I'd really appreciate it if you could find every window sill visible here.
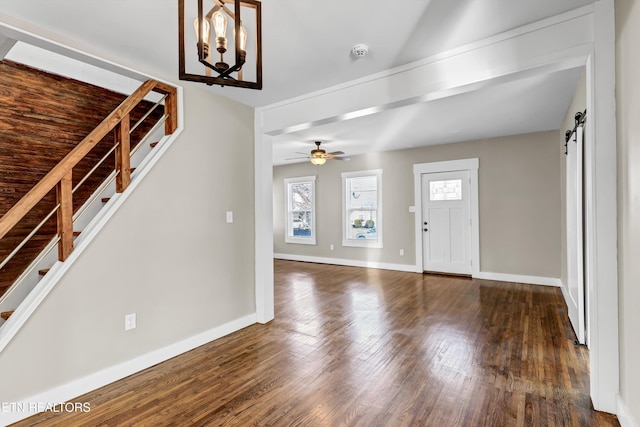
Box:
[342,239,382,249]
[285,238,316,245]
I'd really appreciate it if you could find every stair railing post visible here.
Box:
[56,171,74,261]
[115,114,131,193]
[152,82,177,135]
[164,88,178,135]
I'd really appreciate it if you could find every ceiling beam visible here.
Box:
[259,6,594,137]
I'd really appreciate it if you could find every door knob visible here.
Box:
[423,221,428,225]
[423,228,428,232]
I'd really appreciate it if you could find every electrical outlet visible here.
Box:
[330,244,334,251]
[226,211,233,223]
[125,313,136,331]
[399,249,405,256]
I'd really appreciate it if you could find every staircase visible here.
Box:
[0,60,177,325]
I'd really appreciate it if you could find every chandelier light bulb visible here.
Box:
[193,18,210,45]
[193,18,210,58]
[212,11,228,53]
[212,11,227,37]
[236,25,248,52]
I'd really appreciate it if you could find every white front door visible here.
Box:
[422,171,471,275]
[566,126,586,344]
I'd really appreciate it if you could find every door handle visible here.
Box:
[423,228,428,232]
[424,221,428,225]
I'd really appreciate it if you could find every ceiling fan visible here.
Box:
[287,141,351,165]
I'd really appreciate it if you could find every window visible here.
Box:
[429,179,462,201]
[342,169,382,248]
[285,176,316,244]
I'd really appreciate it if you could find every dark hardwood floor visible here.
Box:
[13,260,619,426]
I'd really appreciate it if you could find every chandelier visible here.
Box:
[179,0,262,89]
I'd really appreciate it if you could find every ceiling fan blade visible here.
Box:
[285,156,310,160]
[332,156,351,161]
[295,152,309,155]
[327,151,344,155]
[324,152,349,159]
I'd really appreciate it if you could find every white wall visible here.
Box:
[615,0,640,425]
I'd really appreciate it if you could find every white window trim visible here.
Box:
[284,176,316,245]
[342,169,383,248]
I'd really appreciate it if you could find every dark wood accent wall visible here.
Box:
[0,60,163,298]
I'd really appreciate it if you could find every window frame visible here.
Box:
[284,176,317,245]
[342,169,383,248]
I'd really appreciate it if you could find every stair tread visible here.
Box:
[150,142,158,148]
[38,268,50,276]
[1,310,15,321]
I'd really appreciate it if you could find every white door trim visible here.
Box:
[585,0,619,411]
[413,158,479,276]
[254,118,274,324]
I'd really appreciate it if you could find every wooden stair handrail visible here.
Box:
[0,79,177,241]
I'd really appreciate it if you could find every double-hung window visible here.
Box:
[285,176,316,245]
[342,169,382,248]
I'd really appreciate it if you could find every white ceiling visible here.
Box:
[0,0,592,164]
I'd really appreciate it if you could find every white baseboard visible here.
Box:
[617,394,639,427]
[274,255,564,285]
[274,253,418,273]
[473,271,562,287]
[0,313,256,427]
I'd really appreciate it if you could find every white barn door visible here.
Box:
[566,126,586,344]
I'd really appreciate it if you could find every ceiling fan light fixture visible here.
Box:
[282,141,348,165]
[310,155,326,166]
